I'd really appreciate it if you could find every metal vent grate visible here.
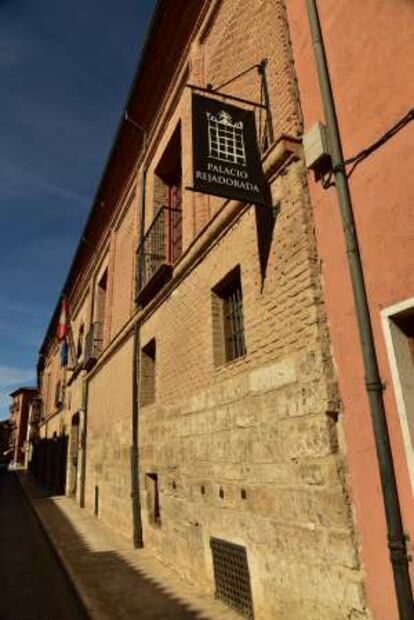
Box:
[210,537,254,619]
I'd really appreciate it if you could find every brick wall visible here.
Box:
[85,335,134,538]
[110,194,136,338]
[45,1,371,618]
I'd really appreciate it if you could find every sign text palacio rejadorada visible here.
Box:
[192,93,268,206]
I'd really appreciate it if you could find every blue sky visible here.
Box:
[0,0,155,418]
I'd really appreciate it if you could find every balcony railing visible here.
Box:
[84,321,103,370]
[136,206,182,306]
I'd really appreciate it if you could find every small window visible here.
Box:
[76,324,84,359]
[91,268,108,356]
[212,267,247,364]
[54,380,63,408]
[96,269,108,327]
[140,339,156,406]
[145,473,161,526]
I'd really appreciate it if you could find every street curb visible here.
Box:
[16,472,100,620]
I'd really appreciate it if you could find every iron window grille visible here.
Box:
[213,267,246,363]
[135,205,182,305]
[224,283,246,361]
[210,537,254,619]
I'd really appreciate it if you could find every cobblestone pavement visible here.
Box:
[0,468,88,620]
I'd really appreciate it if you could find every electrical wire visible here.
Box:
[322,108,414,189]
[344,108,414,179]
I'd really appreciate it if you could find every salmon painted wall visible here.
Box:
[286,1,414,618]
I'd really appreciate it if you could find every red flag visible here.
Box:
[57,298,68,341]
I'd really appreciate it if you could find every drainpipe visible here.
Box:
[131,322,143,547]
[304,1,414,617]
[79,265,97,509]
[130,161,146,548]
[79,376,88,508]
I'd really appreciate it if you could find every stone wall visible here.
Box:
[136,156,369,619]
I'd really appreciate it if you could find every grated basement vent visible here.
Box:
[210,537,254,619]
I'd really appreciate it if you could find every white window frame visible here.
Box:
[381,296,414,494]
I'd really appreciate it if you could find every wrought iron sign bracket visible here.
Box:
[186,83,267,110]
[187,58,270,107]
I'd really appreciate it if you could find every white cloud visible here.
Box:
[0,161,89,208]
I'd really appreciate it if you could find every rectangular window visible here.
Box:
[382,301,414,491]
[140,339,156,406]
[96,269,108,329]
[54,380,63,408]
[86,268,107,361]
[76,324,85,360]
[154,123,182,264]
[145,472,161,526]
[212,267,247,364]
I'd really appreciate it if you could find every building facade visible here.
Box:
[9,387,37,465]
[286,1,414,618]
[29,1,396,618]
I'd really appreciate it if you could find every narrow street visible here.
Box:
[0,468,88,620]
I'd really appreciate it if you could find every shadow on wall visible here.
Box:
[22,474,212,620]
[255,201,278,292]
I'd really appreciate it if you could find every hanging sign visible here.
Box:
[192,93,268,205]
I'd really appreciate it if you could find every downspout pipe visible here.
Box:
[130,156,147,549]
[79,377,88,508]
[131,321,143,547]
[305,2,414,617]
[79,260,97,509]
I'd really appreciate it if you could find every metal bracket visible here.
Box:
[186,57,274,143]
[186,83,266,110]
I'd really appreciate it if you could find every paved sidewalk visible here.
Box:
[18,472,240,620]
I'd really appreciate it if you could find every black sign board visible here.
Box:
[192,93,268,205]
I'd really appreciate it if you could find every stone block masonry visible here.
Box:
[135,158,369,620]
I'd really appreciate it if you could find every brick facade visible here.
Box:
[9,387,37,465]
[34,1,372,618]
